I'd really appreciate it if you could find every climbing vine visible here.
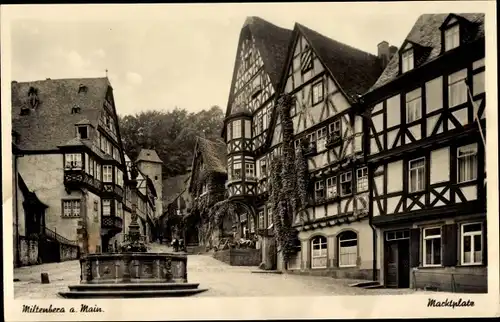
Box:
[268,94,309,263]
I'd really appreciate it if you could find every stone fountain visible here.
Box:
[59,166,208,298]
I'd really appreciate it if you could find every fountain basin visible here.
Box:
[58,252,208,298]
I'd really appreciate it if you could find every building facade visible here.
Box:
[364,13,486,292]
[12,77,130,264]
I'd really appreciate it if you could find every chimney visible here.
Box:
[377,41,390,68]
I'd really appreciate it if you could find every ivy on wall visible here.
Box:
[268,94,309,263]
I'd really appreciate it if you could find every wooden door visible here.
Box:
[398,239,410,288]
[385,241,399,288]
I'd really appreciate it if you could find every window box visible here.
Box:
[325,133,342,148]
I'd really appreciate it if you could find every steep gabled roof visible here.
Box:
[368,13,485,92]
[162,172,191,208]
[225,17,292,118]
[187,137,227,192]
[295,23,384,101]
[136,148,163,164]
[11,77,110,151]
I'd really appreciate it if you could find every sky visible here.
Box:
[3,3,482,116]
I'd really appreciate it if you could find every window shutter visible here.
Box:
[410,228,421,267]
[482,221,487,265]
[442,223,458,266]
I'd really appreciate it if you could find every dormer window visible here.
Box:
[78,84,88,93]
[401,49,414,73]
[71,105,81,114]
[445,24,460,51]
[77,126,88,139]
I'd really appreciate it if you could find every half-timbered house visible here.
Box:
[268,23,387,277]
[364,13,486,292]
[222,17,292,269]
[11,77,129,263]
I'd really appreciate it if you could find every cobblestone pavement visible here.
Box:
[14,243,420,298]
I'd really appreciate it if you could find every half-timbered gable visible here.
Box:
[223,17,291,204]
[363,13,486,293]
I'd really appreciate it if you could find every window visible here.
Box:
[311,236,327,269]
[244,120,251,139]
[326,177,337,199]
[257,114,264,134]
[444,24,460,51]
[233,162,242,179]
[402,49,414,73]
[448,69,467,107]
[423,227,442,266]
[260,160,267,178]
[312,81,324,105]
[65,153,82,169]
[117,202,123,217]
[116,168,123,187]
[357,167,368,192]
[340,172,352,196]
[458,144,478,183]
[307,132,317,150]
[301,48,313,73]
[232,121,242,139]
[249,215,255,233]
[294,139,302,152]
[103,165,113,183]
[267,206,273,228]
[461,222,483,265]
[315,181,324,199]
[62,200,81,217]
[102,199,111,216]
[93,200,98,212]
[245,163,255,179]
[338,231,358,267]
[96,163,101,181]
[329,120,341,139]
[406,88,422,123]
[99,133,105,151]
[409,158,425,193]
[77,126,88,139]
[89,157,94,176]
[316,127,327,151]
[258,211,264,229]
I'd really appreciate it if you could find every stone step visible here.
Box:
[361,284,384,289]
[251,270,283,274]
[348,281,380,288]
[58,288,208,299]
[69,283,201,292]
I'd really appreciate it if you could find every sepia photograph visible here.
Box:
[1,1,498,320]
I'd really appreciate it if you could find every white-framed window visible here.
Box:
[461,222,483,265]
[311,236,328,269]
[233,161,242,179]
[267,206,273,228]
[402,49,414,73]
[326,177,337,199]
[62,200,81,217]
[260,159,267,178]
[102,165,113,183]
[340,172,352,196]
[329,120,341,139]
[448,69,468,107]
[115,168,123,187]
[356,167,368,192]
[409,157,425,193]
[102,199,112,216]
[444,24,460,52]
[65,153,82,169]
[232,120,242,139]
[96,163,101,181]
[258,211,264,229]
[423,227,442,267]
[312,80,324,105]
[315,181,325,199]
[244,120,251,139]
[245,163,255,179]
[458,144,478,183]
[316,127,327,151]
[406,88,422,123]
[338,231,358,267]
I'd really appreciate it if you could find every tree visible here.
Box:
[118,106,224,178]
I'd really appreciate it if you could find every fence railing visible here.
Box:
[43,227,79,247]
[412,270,487,293]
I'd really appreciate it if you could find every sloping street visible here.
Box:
[14,244,419,299]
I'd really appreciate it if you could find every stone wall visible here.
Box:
[213,248,262,266]
[60,243,80,261]
[411,266,487,293]
[19,237,39,266]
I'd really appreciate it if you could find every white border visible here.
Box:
[2,2,499,320]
